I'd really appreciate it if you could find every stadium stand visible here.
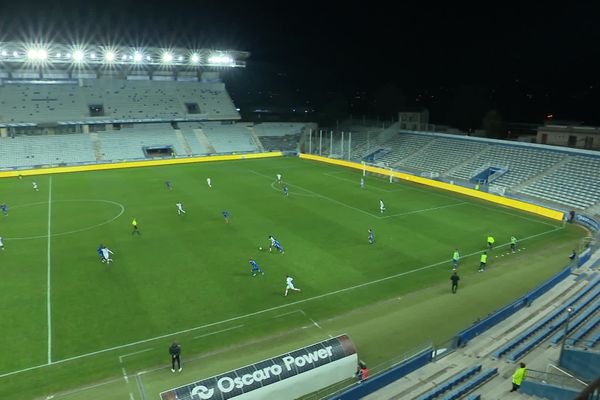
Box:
[254,122,305,152]
[0,134,95,167]
[200,123,258,153]
[0,79,239,124]
[519,156,600,209]
[356,259,600,400]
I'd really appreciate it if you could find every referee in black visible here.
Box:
[169,342,182,372]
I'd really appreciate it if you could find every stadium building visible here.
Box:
[0,41,599,399]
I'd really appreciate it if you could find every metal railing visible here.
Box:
[526,369,588,391]
[575,374,600,399]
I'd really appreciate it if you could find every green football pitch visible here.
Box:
[0,156,585,399]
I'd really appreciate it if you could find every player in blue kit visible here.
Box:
[249,259,264,276]
[268,235,285,254]
[0,203,7,216]
[97,244,105,262]
[165,180,172,190]
[283,184,288,196]
[368,229,374,244]
[222,210,230,223]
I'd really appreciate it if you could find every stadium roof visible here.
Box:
[0,41,249,70]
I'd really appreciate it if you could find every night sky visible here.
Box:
[0,1,599,129]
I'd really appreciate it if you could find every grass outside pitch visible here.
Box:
[0,156,585,399]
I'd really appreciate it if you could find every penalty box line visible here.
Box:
[250,168,462,220]
[0,225,564,380]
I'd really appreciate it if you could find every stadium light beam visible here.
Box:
[190,53,200,64]
[133,51,143,63]
[104,50,116,62]
[162,52,173,63]
[208,54,233,65]
[72,49,85,62]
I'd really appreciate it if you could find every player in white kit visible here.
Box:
[206,177,212,188]
[176,202,186,215]
[285,275,301,296]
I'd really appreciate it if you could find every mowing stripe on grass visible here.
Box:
[47,175,53,364]
[0,225,563,380]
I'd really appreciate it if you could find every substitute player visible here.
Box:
[510,236,518,252]
[487,234,495,249]
[479,251,488,272]
[249,259,264,276]
[379,199,385,213]
[132,218,140,235]
[285,275,301,296]
[452,249,460,270]
[176,202,186,215]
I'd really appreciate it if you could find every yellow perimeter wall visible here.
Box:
[0,152,283,179]
[299,153,564,221]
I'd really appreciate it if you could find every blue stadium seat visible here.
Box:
[416,365,481,400]
[442,368,497,400]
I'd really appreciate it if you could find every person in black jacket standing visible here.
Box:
[169,342,182,372]
[450,272,460,294]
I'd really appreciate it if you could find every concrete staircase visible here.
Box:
[247,127,265,152]
[90,132,103,161]
[194,129,216,154]
[174,130,193,155]
[443,145,494,177]
[394,139,438,166]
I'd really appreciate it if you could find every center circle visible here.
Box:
[4,199,125,240]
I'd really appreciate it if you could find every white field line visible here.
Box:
[379,202,467,219]
[6,199,126,241]
[257,168,465,220]
[118,348,154,363]
[272,310,304,319]
[43,376,124,400]
[323,172,402,193]
[47,175,53,364]
[329,170,562,228]
[0,225,564,380]
[193,324,245,339]
[249,169,378,218]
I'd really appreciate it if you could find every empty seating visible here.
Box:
[415,365,496,400]
[493,277,600,361]
[416,365,481,400]
[519,156,600,209]
[442,368,497,400]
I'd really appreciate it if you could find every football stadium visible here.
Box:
[0,39,599,400]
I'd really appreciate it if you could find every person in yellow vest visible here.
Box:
[132,218,140,235]
[479,251,488,272]
[487,234,495,249]
[510,362,527,392]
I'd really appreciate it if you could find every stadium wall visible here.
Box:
[298,153,565,221]
[329,346,433,400]
[0,152,283,178]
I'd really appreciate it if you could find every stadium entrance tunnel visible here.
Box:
[4,199,125,240]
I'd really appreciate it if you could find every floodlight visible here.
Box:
[27,48,37,60]
[162,52,173,63]
[145,55,151,61]
[133,52,143,62]
[1,50,6,56]
[178,55,183,62]
[104,50,116,62]
[72,49,85,62]
[12,51,18,57]
[55,52,61,58]
[90,53,96,59]
[190,53,200,63]
[208,54,233,65]
[121,54,127,61]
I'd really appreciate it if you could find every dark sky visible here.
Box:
[0,1,599,126]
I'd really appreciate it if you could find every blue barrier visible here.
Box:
[329,347,433,400]
[574,214,600,233]
[578,248,591,267]
[456,264,572,347]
